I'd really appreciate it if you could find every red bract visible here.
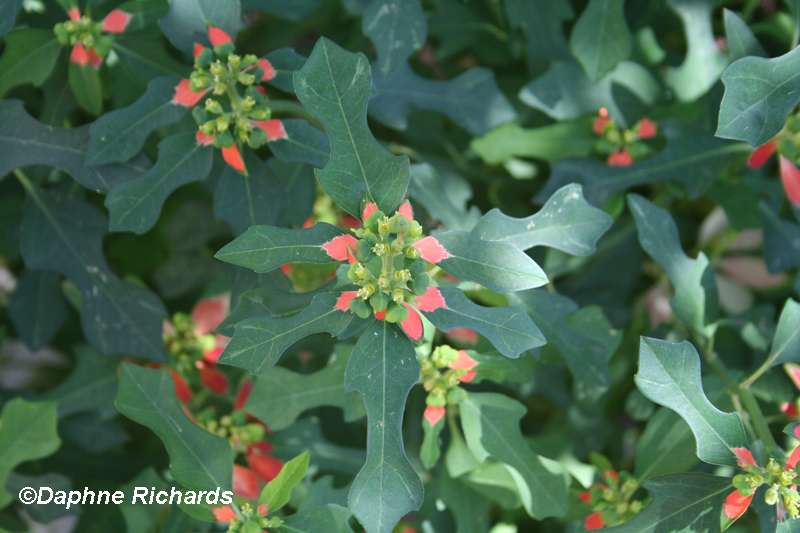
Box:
[779,155,800,206]
[208,26,232,47]
[172,79,208,107]
[637,118,657,139]
[424,406,445,426]
[748,140,778,169]
[235,380,253,411]
[197,361,228,395]
[445,327,478,345]
[721,490,753,529]
[168,369,193,403]
[733,447,757,468]
[252,119,288,141]
[222,145,246,174]
[246,449,284,483]
[67,7,80,21]
[781,402,799,417]
[607,148,633,167]
[593,116,611,135]
[70,43,102,68]
[585,512,604,530]
[102,9,131,33]
[232,464,260,500]
[192,294,230,336]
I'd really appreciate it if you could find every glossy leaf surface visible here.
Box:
[569,0,631,81]
[262,48,307,93]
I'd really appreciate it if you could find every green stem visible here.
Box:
[742,357,774,389]
[265,100,324,132]
[229,499,247,522]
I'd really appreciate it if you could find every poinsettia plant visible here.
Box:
[4,1,800,533]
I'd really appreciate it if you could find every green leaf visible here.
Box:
[663,0,729,102]
[69,60,103,116]
[0,29,61,98]
[269,119,330,168]
[115,363,233,491]
[569,0,631,81]
[459,392,569,519]
[220,293,355,374]
[299,476,350,511]
[765,299,800,366]
[213,151,290,236]
[369,62,516,136]
[344,320,423,533]
[436,475,492,533]
[761,201,800,272]
[259,452,309,513]
[420,288,545,358]
[112,34,192,81]
[519,60,659,128]
[504,0,574,77]
[724,8,766,61]
[216,223,350,272]
[6,472,73,524]
[87,77,187,166]
[601,474,732,533]
[407,164,481,232]
[246,345,365,431]
[635,337,748,468]
[430,231,548,293]
[119,468,168,533]
[272,159,316,227]
[470,120,596,165]
[362,0,427,77]
[40,345,119,419]
[294,37,410,216]
[158,0,240,54]
[8,269,69,351]
[0,0,21,38]
[243,0,322,21]
[472,184,613,256]
[717,46,800,147]
[0,100,152,193]
[0,398,60,509]
[420,414,445,470]
[270,418,366,476]
[278,504,354,533]
[507,290,611,400]
[628,193,719,333]
[105,133,213,234]
[537,121,751,207]
[262,48,306,93]
[20,188,168,361]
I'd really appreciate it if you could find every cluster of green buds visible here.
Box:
[419,345,477,407]
[196,409,266,455]
[163,312,216,373]
[225,502,283,533]
[54,15,113,56]
[346,206,427,323]
[581,464,644,529]
[190,43,272,150]
[734,457,800,518]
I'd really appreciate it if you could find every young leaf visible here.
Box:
[213,151,290,236]
[158,0,240,54]
[69,59,103,115]
[7,269,70,351]
[115,364,233,491]
[246,345,366,430]
[278,504,354,533]
[459,392,569,519]
[470,120,596,165]
[268,118,331,168]
[220,293,355,374]
[628,194,719,333]
[369,62,516,136]
[504,0,574,77]
[723,8,766,61]
[418,231,548,293]
[508,290,611,400]
[472,184,613,256]
[569,0,631,82]
[259,452,309,513]
[600,474,732,533]
[419,288,545,358]
[262,48,306,93]
[344,320,423,533]
[0,399,60,509]
[294,37,410,216]
[87,77,188,166]
[20,188,168,361]
[635,337,749,467]
[717,46,800,146]
[0,29,61,98]
[362,0,427,77]
[764,298,800,367]
[663,0,729,102]
[0,100,152,193]
[105,133,213,234]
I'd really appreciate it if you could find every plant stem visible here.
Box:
[742,357,773,388]
[229,499,247,522]
[266,100,324,131]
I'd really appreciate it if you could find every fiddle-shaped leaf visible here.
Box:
[262,48,306,93]
[763,298,800,367]
[0,29,60,98]
[246,345,366,430]
[344,320,423,533]
[362,0,426,77]
[0,399,60,509]
[635,337,748,467]
[278,504,355,533]
[717,45,800,146]
[508,289,611,400]
[268,119,331,168]
[504,0,573,77]
[369,62,516,136]
[8,269,70,351]
[724,8,766,61]
[20,188,167,361]
[106,133,213,234]
[459,392,569,519]
[418,287,545,358]
[0,100,152,193]
[472,184,612,256]
[628,194,719,333]
[470,120,596,165]
[537,121,750,207]
[294,37,410,217]
[115,364,233,491]
[413,232,548,293]
[219,284,331,336]
[600,474,732,533]
[569,0,631,81]
[87,77,188,166]
[216,223,355,272]
[158,0,240,54]
[220,293,355,374]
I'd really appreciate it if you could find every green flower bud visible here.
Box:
[426,390,446,407]
[410,273,429,296]
[407,258,427,276]
[240,96,256,112]
[94,35,113,57]
[347,262,360,281]
[192,106,208,125]
[349,297,372,319]
[242,521,262,533]
[238,72,256,86]
[195,47,214,68]
[370,292,389,313]
[215,116,229,132]
[384,301,409,323]
[214,41,235,58]
[356,240,374,263]
[227,54,241,68]
[201,121,216,135]
[733,475,755,497]
[54,24,70,44]
[252,107,270,120]
[447,386,467,404]
[245,85,264,102]
[247,128,268,148]
[213,130,235,149]
[387,214,409,234]
[364,210,385,233]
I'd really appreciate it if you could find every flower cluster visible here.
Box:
[580,465,643,530]
[745,112,800,206]
[592,108,657,166]
[213,501,279,532]
[53,5,131,68]
[420,347,478,428]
